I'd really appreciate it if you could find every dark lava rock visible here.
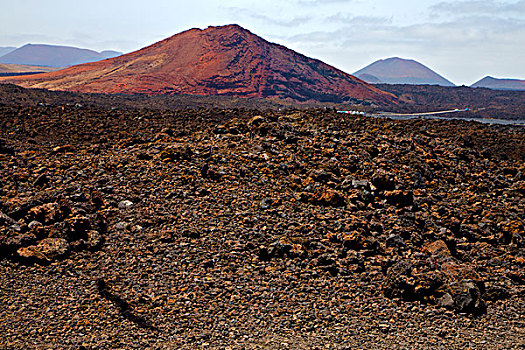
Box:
[0,211,16,226]
[0,234,37,257]
[372,172,396,191]
[0,139,15,155]
[260,198,273,210]
[438,280,487,315]
[383,190,413,207]
[383,258,487,314]
[386,234,405,248]
[33,174,50,188]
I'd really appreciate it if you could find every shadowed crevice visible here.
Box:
[96,278,158,331]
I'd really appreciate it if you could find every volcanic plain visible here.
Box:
[0,88,524,349]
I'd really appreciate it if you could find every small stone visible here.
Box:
[0,211,16,226]
[437,293,454,309]
[86,230,103,250]
[248,115,265,128]
[447,280,487,314]
[66,215,92,240]
[51,144,74,154]
[28,220,43,230]
[372,172,396,191]
[260,198,273,210]
[27,220,46,238]
[342,231,366,250]
[115,222,130,231]
[383,190,413,207]
[33,174,50,188]
[424,240,451,257]
[311,188,346,207]
[118,200,134,209]
[352,179,371,190]
[386,234,405,248]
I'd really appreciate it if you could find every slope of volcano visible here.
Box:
[0,25,394,104]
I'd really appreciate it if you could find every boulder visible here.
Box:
[17,238,70,264]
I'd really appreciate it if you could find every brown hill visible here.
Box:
[0,25,394,104]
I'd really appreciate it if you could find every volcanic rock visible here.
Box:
[310,188,346,207]
[0,95,524,348]
[17,237,70,263]
[424,240,451,257]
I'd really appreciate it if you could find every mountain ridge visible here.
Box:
[471,76,525,91]
[0,44,122,67]
[0,47,16,57]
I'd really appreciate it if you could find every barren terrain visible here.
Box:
[0,94,524,349]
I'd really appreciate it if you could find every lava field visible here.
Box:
[0,103,524,349]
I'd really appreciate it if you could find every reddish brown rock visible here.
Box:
[27,203,67,225]
[17,238,70,263]
[311,188,346,207]
[424,240,451,257]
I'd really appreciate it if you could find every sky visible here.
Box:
[1,0,524,85]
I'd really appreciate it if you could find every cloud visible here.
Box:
[1,33,59,46]
[296,0,354,4]
[282,13,525,83]
[288,14,525,49]
[323,13,392,25]
[227,7,312,27]
[430,0,525,17]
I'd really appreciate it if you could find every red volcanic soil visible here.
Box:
[0,25,395,104]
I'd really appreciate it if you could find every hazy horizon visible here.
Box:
[1,0,524,85]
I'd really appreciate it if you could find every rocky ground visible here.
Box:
[0,103,524,349]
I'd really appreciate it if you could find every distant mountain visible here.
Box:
[0,44,122,67]
[0,47,16,57]
[357,73,382,84]
[471,76,525,91]
[0,63,58,75]
[354,57,455,87]
[99,50,123,60]
[0,25,396,104]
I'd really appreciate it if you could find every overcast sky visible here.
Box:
[1,0,524,84]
